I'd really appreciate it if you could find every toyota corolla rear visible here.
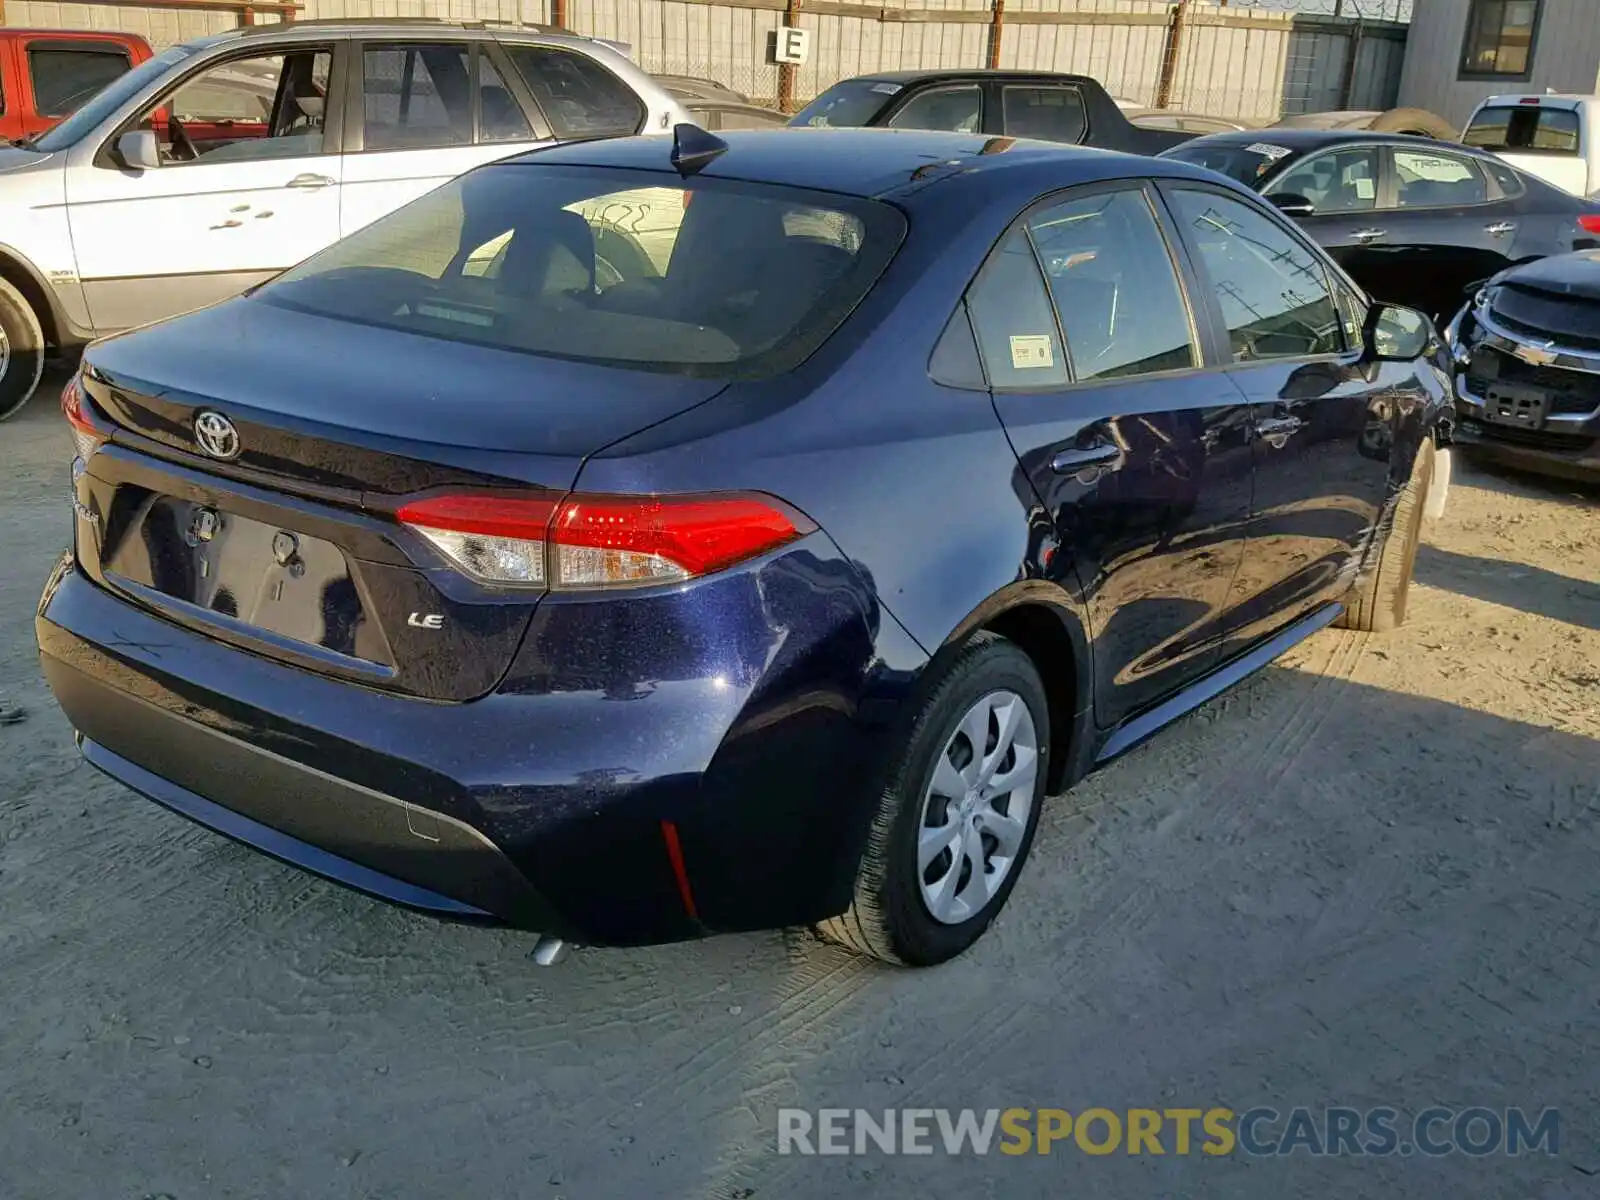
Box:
[36,153,912,946]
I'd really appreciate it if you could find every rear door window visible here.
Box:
[262,166,904,378]
[1026,188,1196,381]
[886,85,982,134]
[1464,105,1580,154]
[1392,149,1489,208]
[362,43,473,150]
[27,42,132,118]
[502,45,641,139]
[1002,86,1087,144]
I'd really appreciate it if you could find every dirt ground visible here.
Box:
[2,373,1597,1199]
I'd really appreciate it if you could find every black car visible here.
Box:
[1163,130,1600,321]
[789,70,1188,154]
[1444,250,1600,482]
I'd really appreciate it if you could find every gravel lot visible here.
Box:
[2,372,1598,1199]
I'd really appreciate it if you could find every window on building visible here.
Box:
[1459,0,1540,79]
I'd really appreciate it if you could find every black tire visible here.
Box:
[0,276,46,424]
[1337,440,1434,633]
[818,632,1050,966]
[1367,107,1457,140]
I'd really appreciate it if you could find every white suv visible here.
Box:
[0,19,687,418]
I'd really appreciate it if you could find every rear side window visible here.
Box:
[1484,157,1526,197]
[1393,149,1488,208]
[503,46,641,139]
[27,44,132,118]
[1168,187,1341,362]
[965,227,1069,389]
[1027,189,1196,381]
[262,166,904,379]
[1002,86,1087,144]
[1464,104,1580,154]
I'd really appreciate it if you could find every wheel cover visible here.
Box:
[917,689,1039,926]
[0,324,9,382]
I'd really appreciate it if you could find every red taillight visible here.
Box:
[396,491,813,589]
[60,372,105,462]
[1578,214,1600,235]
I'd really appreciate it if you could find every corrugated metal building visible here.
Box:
[1399,0,1600,127]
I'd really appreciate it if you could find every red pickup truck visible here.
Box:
[0,29,152,143]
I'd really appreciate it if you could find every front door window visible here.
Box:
[128,49,331,164]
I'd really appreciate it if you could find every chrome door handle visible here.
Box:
[1051,440,1125,483]
[1253,415,1305,447]
[1351,228,1386,243]
[285,173,335,189]
[1484,221,1516,236]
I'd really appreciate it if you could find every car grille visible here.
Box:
[1488,286,1600,352]
[1465,345,1600,416]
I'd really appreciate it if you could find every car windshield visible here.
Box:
[30,42,200,152]
[262,164,906,378]
[1162,140,1301,188]
[789,79,900,128]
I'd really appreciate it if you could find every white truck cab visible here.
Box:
[1462,93,1600,198]
[0,18,686,419]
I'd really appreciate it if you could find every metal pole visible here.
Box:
[778,0,802,113]
[988,0,1006,70]
[1156,0,1189,110]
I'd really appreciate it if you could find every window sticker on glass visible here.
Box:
[1009,334,1055,369]
[1355,177,1375,200]
[870,82,903,95]
[1245,142,1292,160]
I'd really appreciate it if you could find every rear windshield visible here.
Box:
[262,165,905,378]
[1160,141,1300,188]
[789,79,900,128]
[1464,105,1580,154]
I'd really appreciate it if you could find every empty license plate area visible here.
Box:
[110,495,387,664]
[1482,384,1549,429]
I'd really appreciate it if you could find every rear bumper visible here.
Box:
[37,544,916,945]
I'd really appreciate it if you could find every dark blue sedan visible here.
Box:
[39,128,1449,965]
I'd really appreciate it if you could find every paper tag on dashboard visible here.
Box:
[1009,334,1054,369]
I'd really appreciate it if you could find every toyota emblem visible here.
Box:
[194,410,241,460]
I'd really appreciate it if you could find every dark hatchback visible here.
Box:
[1445,250,1600,482]
[1163,129,1600,321]
[40,128,1448,966]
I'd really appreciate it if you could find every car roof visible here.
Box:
[836,69,1098,86]
[1173,128,1465,152]
[194,17,612,47]
[505,127,1225,201]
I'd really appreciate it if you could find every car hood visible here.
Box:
[0,144,52,173]
[1492,248,1600,301]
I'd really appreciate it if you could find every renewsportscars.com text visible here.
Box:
[777,1106,1560,1158]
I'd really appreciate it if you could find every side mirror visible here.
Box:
[1268,192,1316,218]
[116,130,161,172]
[1365,302,1434,362]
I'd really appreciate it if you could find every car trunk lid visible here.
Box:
[76,297,728,701]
